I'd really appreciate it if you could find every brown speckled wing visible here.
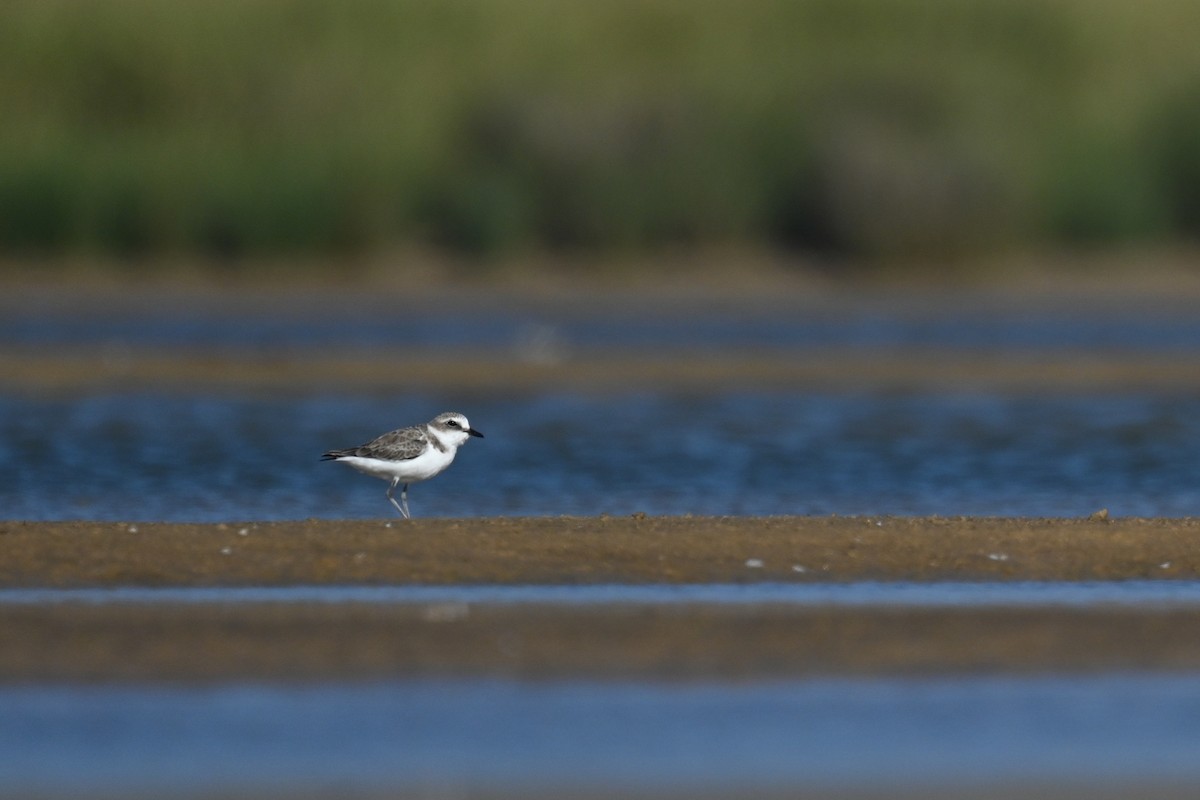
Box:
[352,425,429,461]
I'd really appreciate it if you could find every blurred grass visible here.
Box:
[3,0,1200,268]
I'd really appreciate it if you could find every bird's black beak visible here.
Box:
[468,428,484,438]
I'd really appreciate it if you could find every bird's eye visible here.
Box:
[446,420,459,427]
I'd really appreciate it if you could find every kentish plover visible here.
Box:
[321,411,483,518]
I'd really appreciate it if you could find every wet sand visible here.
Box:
[8,593,1200,683]
[5,516,1200,587]
[5,516,1200,682]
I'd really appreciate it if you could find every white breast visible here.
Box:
[337,446,457,483]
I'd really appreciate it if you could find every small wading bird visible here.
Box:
[321,411,483,518]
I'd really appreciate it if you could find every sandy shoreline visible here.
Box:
[5,516,1199,587]
[4,516,1200,682]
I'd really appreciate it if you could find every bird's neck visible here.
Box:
[427,428,456,453]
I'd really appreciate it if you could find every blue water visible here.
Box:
[7,580,1200,608]
[7,300,1200,352]
[3,676,1200,797]
[10,305,1200,798]
[3,390,1200,520]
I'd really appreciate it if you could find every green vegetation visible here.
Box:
[3,0,1200,266]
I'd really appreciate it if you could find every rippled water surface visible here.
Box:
[3,390,1200,520]
[7,305,1200,797]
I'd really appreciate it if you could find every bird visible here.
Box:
[321,411,483,518]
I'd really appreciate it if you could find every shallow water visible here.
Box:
[3,675,1200,797]
[8,306,1200,798]
[3,390,1200,520]
[7,580,1200,608]
[7,300,1200,353]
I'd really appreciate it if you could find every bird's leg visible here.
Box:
[401,483,411,519]
[386,477,409,519]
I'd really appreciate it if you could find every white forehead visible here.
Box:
[434,412,469,426]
